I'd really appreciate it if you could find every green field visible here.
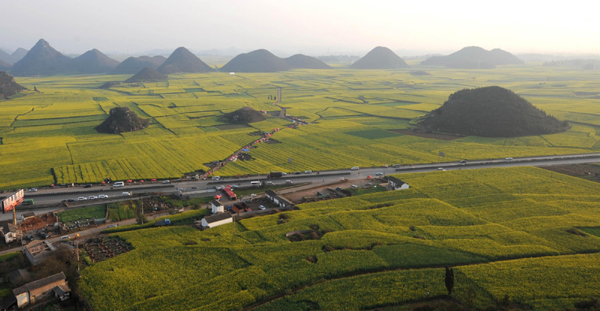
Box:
[76,167,600,310]
[2,66,600,190]
[57,204,106,222]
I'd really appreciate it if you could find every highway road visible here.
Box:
[2,152,600,222]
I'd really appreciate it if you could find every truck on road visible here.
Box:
[267,171,284,178]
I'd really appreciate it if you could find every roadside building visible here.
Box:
[24,240,56,265]
[388,176,409,190]
[13,272,70,308]
[20,212,35,222]
[0,222,20,244]
[210,200,224,214]
[200,213,233,229]
[265,190,294,209]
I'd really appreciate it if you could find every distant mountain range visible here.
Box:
[5,40,530,76]
[350,46,409,69]
[112,56,166,74]
[156,47,213,74]
[0,48,28,65]
[421,46,523,69]
[69,49,119,74]
[220,49,330,72]
[10,39,73,76]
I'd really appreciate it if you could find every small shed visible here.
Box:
[388,176,409,190]
[201,213,233,229]
[21,212,36,221]
[210,200,224,214]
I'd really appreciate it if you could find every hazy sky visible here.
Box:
[1,0,598,56]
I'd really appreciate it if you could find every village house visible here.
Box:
[265,190,294,209]
[200,213,233,229]
[210,200,224,214]
[0,222,20,244]
[13,272,70,308]
[388,176,410,190]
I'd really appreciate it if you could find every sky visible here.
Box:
[1,0,598,57]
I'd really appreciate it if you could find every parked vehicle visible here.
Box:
[89,195,98,200]
[460,160,468,164]
[67,198,76,202]
[259,205,266,210]
[392,164,400,168]
[29,188,38,192]
[304,170,312,174]
[335,187,343,191]
[437,168,446,171]
[107,224,119,228]
[113,181,124,187]
[351,166,360,171]
[162,180,170,184]
[285,180,293,184]
[78,197,87,201]
[99,194,108,199]
[122,192,131,196]
[505,157,513,161]
[375,172,384,176]
[84,184,92,188]
[60,235,70,240]
[351,185,358,189]
[293,171,301,175]
[266,181,274,186]
[191,186,199,190]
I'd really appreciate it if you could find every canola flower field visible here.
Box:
[77,167,600,310]
[1,66,600,189]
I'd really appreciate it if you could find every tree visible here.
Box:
[444,266,454,295]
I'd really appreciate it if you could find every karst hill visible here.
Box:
[419,86,569,137]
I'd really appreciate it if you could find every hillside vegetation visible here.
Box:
[78,167,600,310]
[0,71,26,100]
[419,86,569,137]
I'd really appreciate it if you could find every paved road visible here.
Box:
[2,152,600,222]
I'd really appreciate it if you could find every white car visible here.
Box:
[122,192,131,196]
[29,188,38,192]
[259,205,266,210]
[437,168,446,171]
[99,194,108,199]
[89,195,98,200]
[162,180,170,184]
[505,157,513,161]
[77,197,87,201]
[304,170,312,174]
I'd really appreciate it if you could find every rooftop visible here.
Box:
[13,272,66,296]
[204,213,233,224]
